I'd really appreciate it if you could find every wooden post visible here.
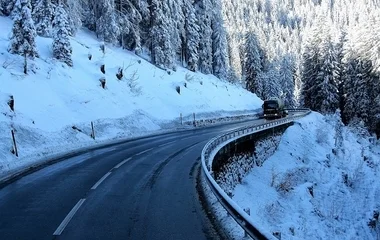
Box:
[91,121,95,140]
[11,130,18,157]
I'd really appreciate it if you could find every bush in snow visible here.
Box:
[127,71,142,96]
[116,67,123,80]
[100,64,105,74]
[8,0,39,59]
[7,95,14,112]
[99,77,106,89]
[52,4,73,67]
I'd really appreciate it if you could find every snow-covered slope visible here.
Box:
[233,113,380,239]
[0,16,262,177]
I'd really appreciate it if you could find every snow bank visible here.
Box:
[233,112,380,239]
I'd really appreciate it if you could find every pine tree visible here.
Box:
[244,31,264,98]
[279,55,296,107]
[0,0,16,16]
[211,0,229,79]
[183,0,199,71]
[343,60,371,124]
[168,0,185,63]
[8,0,38,58]
[52,4,72,66]
[96,0,120,44]
[65,0,83,34]
[262,62,281,99]
[197,0,213,74]
[315,35,340,113]
[32,0,54,37]
[150,0,173,69]
[115,0,142,52]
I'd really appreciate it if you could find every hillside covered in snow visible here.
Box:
[231,113,380,239]
[0,16,262,178]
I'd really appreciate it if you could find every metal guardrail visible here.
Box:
[201,110,311,240]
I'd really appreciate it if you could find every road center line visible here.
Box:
[159,141,176,147]
[114,157,132,169]
[53,198,86,236]
[91,172,112,190]
[135,148,153,156]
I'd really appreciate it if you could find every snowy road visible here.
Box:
[0,118,275,240]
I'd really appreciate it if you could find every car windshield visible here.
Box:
[264,101,278,109]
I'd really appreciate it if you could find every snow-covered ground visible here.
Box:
[0,16,262,179]
[232,112,380,239]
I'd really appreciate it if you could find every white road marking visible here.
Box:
[91,172,112,190]
[53,199,86,236]
[135,148,153,156]
[114,157,132,169]
[159,141,176,147]
[181,136,193,140]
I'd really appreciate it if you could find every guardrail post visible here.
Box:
[11,129,18,157]
[243,208,251,237]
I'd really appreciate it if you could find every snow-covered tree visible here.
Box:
[262,62,281,99]
[315,35,340,113]
[8,0,38,58]
[52,4,72,66]
[96,0,119,44]
[32,0,54,37]
[211,0,229,79]
[183,0,199,71]
[197,0,213,74]
[115,0,142,52]
[150,0,173,69]
[167,0,185,63]
[244,31,264,98]
[343,60,371,124]
[279,55,296,107]
[1,0,16,16]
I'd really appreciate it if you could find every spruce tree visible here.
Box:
[96,0,120,44]
[244,31,264,98]
[168,0,185,63]
[115,0,142,52]
[211,0,229,79]
[279,55,296,107]
[0,0,16,16]
[197,0,213,74]
[52,4,72,66]
[32,0,54,37]
[262,62,281,99]
[150,0,173,69]
[8,0,38,59]
[183,0,199,71]
[315,36,340,113]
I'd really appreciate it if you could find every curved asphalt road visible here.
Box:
[0,116,297,240]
